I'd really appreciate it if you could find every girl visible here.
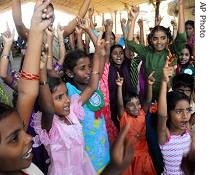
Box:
[176,44,195,76]
[172,73,195,136]
[108,44,133,130]
[126,0,186,100]
[116,72,157,175]
[63,47,110,173]
[157,59,192,174]
[0,0,53,174]
[32,38,107,174]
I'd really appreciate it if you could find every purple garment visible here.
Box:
[108,59,133,129]
[138,60,146,103]
[27,112,50,175]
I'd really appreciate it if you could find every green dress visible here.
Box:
[126,33,187,100]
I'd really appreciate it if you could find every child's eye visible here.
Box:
[10,134,19,144]
[174,109,182,114]
[56,94,63,101]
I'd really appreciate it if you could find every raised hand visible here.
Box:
[1,23,15,47]
[120,18,127,27]
[147,71,155,86]
[137,18,143,28]
[155,16,163,26]
[88,7,94,18]
[129,5,139,21]
[95,33,106,58]
[171,19,178,29]
[116,72,124,86]
[104,19,113,33]
[31,0,54,31]
[78,18,91,31]
[162,57,174,82]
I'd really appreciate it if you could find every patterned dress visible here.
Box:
[160,131,191,175]
[66,83,110,173]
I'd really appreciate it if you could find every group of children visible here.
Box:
[0,0,195,174]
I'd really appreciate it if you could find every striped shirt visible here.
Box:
[160,131,191,175]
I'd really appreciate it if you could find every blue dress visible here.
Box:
[66,82,110,173]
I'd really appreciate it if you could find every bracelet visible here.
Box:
[9,71,20,89]
[39,81,48,85]
[20,70,40,80]
[1,54,9,60]
[54,62,63,72]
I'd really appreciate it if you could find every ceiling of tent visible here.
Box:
[0,0,195,17]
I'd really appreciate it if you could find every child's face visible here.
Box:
[111,47,125,66]
[179,48,191,65]
[52,83,70,117]
[151,31,168,52]
[72,57,92,85]
[0,112,32,172]
[185,24,194,38]
[169,99,191,133]
[125,97,141,117]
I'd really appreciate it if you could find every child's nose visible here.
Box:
[65,94,70,103]
[24,131,32,144]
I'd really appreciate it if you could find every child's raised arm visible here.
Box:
[127,5,139,41]
[45,28,54,70]
[178,0,185,34]
[116,72,125,118]
[12,0,29,41]
[0,25,16,89]
[137,18,145,45]
[157,58,174,145]
[54,24,66,73]
[79,37,106,105]
[142,71,155,112]
[63,0,91,37]
[79,18,98,48]
[39,47,55,132]
[103,19,113,63]
[16,0,53,128]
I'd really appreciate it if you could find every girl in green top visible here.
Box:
[126,0,186,100]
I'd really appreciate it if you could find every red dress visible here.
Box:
[120,110,156,175]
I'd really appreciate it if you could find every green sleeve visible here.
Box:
[171,32,187,56]
[126,40,147,57]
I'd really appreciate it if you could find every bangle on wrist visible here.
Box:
[39,81,48,85]
[1,54,9,60]
[20,70,39,80]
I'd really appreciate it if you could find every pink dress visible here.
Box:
[32,95,97,175]
[99,63,118,144]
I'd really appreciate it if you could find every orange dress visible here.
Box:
[120,110,157,175]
